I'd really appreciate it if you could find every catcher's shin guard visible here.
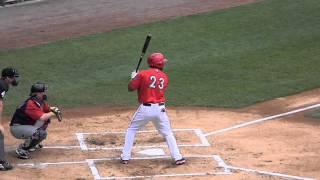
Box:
[24,129,47,150]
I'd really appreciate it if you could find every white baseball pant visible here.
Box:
[121,103,183,161]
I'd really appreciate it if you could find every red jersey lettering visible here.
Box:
[129,68,168,103]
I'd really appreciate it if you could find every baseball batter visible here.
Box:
[121,52,186,165]
[0,67,19,171]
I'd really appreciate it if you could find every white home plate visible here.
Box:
[137,148,165,156]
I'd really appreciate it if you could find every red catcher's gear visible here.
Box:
[147,53,167,69]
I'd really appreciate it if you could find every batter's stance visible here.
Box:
[121,52,186,165]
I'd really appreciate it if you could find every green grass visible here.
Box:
[1,0,320,115]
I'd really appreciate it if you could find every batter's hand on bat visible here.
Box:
[131,71,138,79]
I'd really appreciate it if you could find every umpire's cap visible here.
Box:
[1,67,19,78]
[30,82,47,96]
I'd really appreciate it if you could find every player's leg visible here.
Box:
[121,105,149,163]
[0,132,13,170]
[28,120,47,151]
[0,132,5,162]
[10,125,36,159]
[10,124,47,159]
[153,106,185,164]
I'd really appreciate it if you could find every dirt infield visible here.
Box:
[0,0,256,49]
[1,89,320,179]
[1,0,319,179]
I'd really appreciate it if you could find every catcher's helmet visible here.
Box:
[147,52,167,69]
[1,67,19,78]
[30,82,47,95]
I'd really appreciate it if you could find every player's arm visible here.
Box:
[25,101,55,122]
[128,73,141,92]
[38,112,55,121]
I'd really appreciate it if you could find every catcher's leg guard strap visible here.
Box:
[23,129,47,150]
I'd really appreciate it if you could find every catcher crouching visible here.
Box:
[9,82,62,159]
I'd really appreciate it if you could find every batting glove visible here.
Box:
[131,71,138,79]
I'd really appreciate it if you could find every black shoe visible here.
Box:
[29,143,43,152]
[120,158,129,164]
[175,158,186,165]
[0,160,13,171]
[15,147,30,159]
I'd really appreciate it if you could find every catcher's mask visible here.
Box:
[147,52,168,69]
[30,82,47,96]
[1,67,20,86]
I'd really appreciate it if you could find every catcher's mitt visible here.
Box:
[50,106,62,122]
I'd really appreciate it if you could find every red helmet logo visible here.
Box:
[147,52,167,69]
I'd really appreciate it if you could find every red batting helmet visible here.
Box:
[147,52,167,69]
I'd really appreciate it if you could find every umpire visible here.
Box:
[0,67,19,171]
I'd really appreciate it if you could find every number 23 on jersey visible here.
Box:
[149,76,165,89]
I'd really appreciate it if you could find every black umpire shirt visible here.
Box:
[0,79,9,100]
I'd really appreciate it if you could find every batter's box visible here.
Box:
[76,129,210,151]
[87,155,231,180]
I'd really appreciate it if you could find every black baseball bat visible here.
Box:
[135,34,152,72]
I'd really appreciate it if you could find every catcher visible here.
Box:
[9,82,62,159]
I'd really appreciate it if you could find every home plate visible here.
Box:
[137,148,165,156]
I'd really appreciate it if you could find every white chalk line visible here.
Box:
[77,128,210,151]
[88,155,314,180]
[89,155,215,161]
[43,145,80,149]
[87,155,231,180]
[17,160,86,168]
[213,155,232,173]
[5,145,80,152]
[79,128,203,135]
[76,133,88,151]
[195,128,211,146]
[87,160,101,180]
[96,172,232,180]
[15,103,320,180]
[85,144,208,151]
[0,0,46,8]
[17,155,231,179]
[15,154,316,180]
[205,103,320,136]
[226,166,315,180]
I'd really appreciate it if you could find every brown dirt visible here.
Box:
[1,0,319,179]
[0,0,256,49]
[1,89,319,179]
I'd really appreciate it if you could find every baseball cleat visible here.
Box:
[175,158,186,165]
[15,148,30,159]
[120,158,129,164]
[28,143,43,152]
[0,160,13,171]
